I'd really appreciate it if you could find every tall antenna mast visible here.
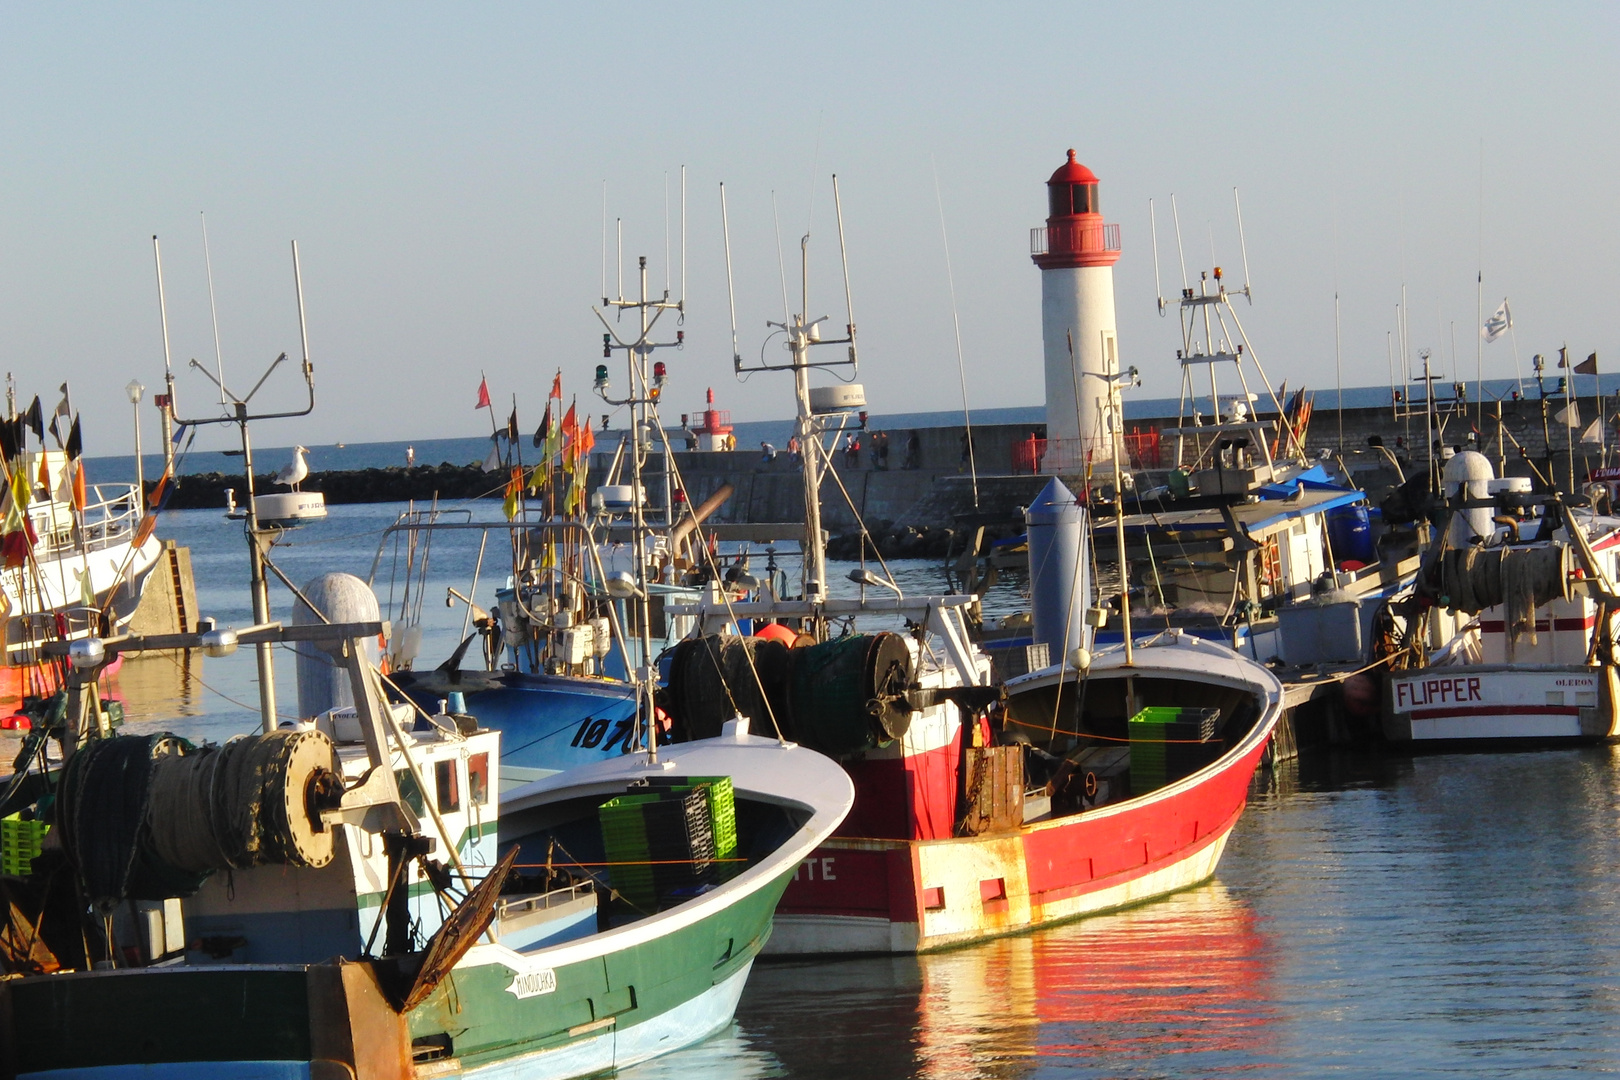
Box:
[152,236,174,381]
[1170,194,1189,289]
[720,183,741,368]
[600,181,608,304]
[680,165,687,307]
[932,161,976,507]
[201,212,227,406]
[832,174,858,369]
[1149,198,1166,314]
[152,235,177,475]
[771,191,790,326]
[1234,187,1253,303]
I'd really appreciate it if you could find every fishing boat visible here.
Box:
[0,389,163,707]
[1380,449,1620,745]
[0,251,853,1077]
[0,618,852,1079]
[649,173,1281,953]
[375,244,758,787]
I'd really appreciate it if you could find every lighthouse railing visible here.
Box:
[1029,222,1121,257]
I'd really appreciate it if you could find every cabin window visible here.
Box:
[435,759,461,813]
[468,753,491,806]
[395,768,425,816]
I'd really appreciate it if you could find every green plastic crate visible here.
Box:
[598,788,717,911]
[1,813,48,877]
[1128,707,1221,792]
[599,793,661,911]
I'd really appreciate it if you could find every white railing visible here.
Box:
[29,483,144,560]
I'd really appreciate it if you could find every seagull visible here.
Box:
[275,445,309,491]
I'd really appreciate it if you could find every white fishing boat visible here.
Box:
[1382,449,1620,745]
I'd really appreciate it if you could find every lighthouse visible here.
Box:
[1031,150,1122,459]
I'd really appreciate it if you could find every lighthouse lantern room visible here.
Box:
[1031,149,1122,462]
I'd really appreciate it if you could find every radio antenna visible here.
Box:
[663,171,670,295]
[679,164,687,309]
[1234,187,1253,303]
[771,191,790,326]
[152,236,173,379]
[1170,195,1189,289]
[832,174,858,369]
[600,181,608,304]
[1149,198,1166,314]
[201,212,227,405]
[720,183,741,369]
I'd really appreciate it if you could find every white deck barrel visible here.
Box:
[293,573,381,719]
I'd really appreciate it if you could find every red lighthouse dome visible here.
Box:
[1032,149,1120,270]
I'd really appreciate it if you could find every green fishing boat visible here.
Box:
[0,620,852,1079]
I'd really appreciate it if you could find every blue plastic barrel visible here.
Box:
[1326,504,1375,566]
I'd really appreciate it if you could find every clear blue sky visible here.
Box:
[1,3,1615,455]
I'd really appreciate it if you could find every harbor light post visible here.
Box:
[125,379,145,502]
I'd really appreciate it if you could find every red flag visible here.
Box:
[560,402,578,444]
[475,377,491,410]
[550,371,563,400]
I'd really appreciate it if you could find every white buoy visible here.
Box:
[1026,476,1092,665]
[293,573,382,719]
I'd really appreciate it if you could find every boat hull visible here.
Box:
[770,733,1264,954]
[770,636,1282,954]
[395,671,641,788]
[1384,663,1620,745]
[4,885,777,1080]
[7,731,854,1080]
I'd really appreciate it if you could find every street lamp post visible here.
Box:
[125,379,145,505]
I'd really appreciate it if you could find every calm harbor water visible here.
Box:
[108,502,1620,1078]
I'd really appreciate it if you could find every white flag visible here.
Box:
[1581,418,1604,444]
[1482,299,1511,344]
[1556,400,1581,427]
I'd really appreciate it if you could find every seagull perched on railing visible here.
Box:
[275,445,310,491]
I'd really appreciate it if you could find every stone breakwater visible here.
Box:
[157,462,508,510]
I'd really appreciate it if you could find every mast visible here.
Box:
[168,241,317,732]
[595,250,683,759]
[735,174,861,619]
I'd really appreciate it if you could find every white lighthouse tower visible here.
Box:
[1031,150,1122,462]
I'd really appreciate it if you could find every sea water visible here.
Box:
[109,502,1620,1078]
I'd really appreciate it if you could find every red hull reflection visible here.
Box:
[913,884,1277,1077]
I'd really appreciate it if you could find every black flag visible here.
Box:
[506,408,519,443]
[24,397,42,441]
[65,415,82,460]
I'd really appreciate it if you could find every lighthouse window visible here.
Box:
[1048,183,1099,217]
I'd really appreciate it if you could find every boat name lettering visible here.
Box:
[1554,678,1596,688]
[1394,676,1482,709]
[794,856,836,882]
[504,968,558,999]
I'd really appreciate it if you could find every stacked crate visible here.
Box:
[1,814,49,877]
[1127,707,1221,792]
[600,776,736,911]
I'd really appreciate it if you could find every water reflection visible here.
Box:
[631,884,1275,1080]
